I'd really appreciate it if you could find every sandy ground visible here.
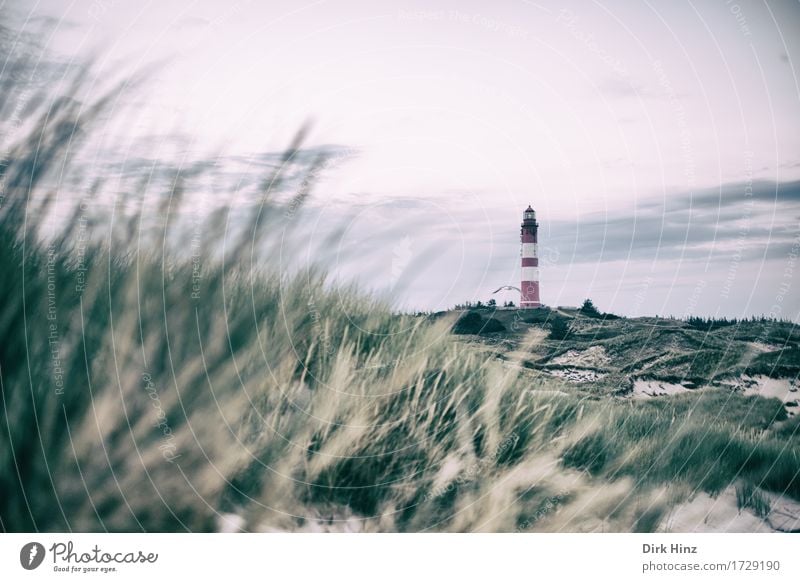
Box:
[632,380,691,398]
[219,486,800,532]
[747,341,785,353]
[548,368,607,383]
[632,375,799,416]
[218,509,365,533]
[766,492,800,532]
[741,375,796,399]
[543,346,610,383]
[551,345,611,367]
[660,486,800,533]
[734,375,799,416]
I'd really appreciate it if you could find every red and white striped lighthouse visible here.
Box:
[520,205,541,308]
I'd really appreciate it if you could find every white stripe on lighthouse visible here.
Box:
[521,267,539,281]
[521,243,538,258]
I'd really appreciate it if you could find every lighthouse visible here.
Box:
[520,205,540,308]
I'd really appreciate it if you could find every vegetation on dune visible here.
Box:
[548,317,571,341]
[1,67,798,533]
[452,310,506,335]
[748,346,800,378]
[579,298,601,318]
[564,391,796,498]
[686,315,739,331]
[736,482,772,519]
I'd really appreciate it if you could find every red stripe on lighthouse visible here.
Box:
[520,205,541,308]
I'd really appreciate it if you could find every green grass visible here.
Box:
[748,347,800,377]
[736,482,772,518]
[565,392,797,500]
[1,66,798,533]
[562,432,619,475]
[452,310,506,335]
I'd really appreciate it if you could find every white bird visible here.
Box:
[492,285,520,294]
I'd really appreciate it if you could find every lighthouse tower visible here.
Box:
[520,205,540,308]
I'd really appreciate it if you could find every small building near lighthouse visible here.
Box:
[520,205,541,308]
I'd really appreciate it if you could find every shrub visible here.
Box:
[452,311,505,334]
[549,317,570,340]
[580,298,601,317]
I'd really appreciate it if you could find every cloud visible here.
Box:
[27,14,82,31]
[642,179,800,212]
[544,179,800,265]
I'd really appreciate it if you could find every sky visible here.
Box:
[3,0,800,318]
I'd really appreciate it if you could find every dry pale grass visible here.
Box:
[1,64,796,533]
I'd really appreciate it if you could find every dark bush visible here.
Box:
[579,298,601,317]
[453,311,505,335]
[549,317,570,340]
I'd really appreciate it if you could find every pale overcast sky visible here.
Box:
[3,0,800,318]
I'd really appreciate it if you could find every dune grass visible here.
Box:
[1,66,798,533]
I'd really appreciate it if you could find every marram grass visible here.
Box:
[0,67,797,533]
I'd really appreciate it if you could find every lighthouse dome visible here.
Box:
[523,206,535,220]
